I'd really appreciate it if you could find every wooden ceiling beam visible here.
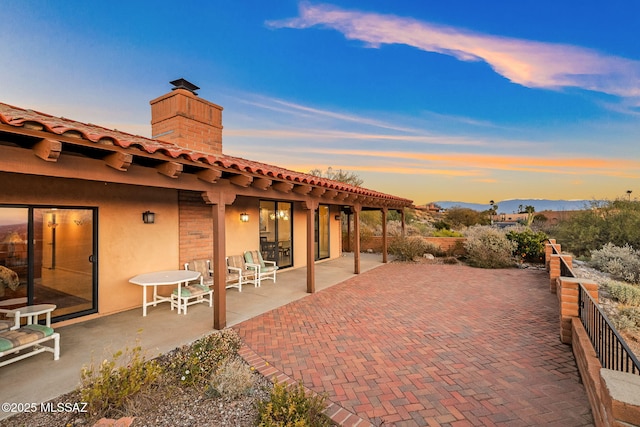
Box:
[33,138,61,162]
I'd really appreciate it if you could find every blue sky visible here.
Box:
[1,1,639,205]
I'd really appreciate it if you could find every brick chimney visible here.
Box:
[150,79,224,155]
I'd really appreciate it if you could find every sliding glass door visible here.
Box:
[0,206,97,320]
[259,201,292,268]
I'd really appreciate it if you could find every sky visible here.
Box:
[1,1,639,205]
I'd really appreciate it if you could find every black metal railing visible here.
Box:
[579,284,640,375]
[559,256,575,278]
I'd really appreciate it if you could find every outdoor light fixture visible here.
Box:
[335,215,341,220]
[240,212,249,222]
[142,211,155,224]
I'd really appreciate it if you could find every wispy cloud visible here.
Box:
[268,2,640,99]
[301,147,640,178]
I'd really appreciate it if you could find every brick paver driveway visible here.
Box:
[235,263,593,426]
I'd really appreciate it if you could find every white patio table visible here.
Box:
[129,270,200,316]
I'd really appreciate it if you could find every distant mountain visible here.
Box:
[428,199,595,214]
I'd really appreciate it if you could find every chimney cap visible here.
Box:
[170,78,199,95]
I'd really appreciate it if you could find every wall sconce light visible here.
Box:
[240,212,249,222]
[335,215,341,221]
[142,211,155,224]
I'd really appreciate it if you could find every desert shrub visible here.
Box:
[551,199,640,256]
[207,358,257,400]
[257,380,332,427]
[506,228,548,263]
[463,226,517,268]
[389,236,431,261]
[590,243,640,284]
[79,344,163,418]
[604,280,640,306]
[432,228,464,237]
[611,307,640,334]
[168,328,241,387]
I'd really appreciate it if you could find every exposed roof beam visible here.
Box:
[293,184,312,195]
[272,181,294,193]
[104,152,132,171]
[33,138,61,162]
[156,161,183,178]
[196,168,222,183]
[309,187,326,197]
[252,177,272,190]
[229,174,253,187]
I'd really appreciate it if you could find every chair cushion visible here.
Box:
[227,255,245,270]
[0,320,14,332]
[172,284,211,297]
[0,324,54,352]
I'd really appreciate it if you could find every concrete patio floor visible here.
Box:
[0,253,382,421]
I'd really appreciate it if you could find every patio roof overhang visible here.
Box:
[0,103,413,210]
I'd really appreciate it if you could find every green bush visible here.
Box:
[388,236,431,261]
[604,280,640,306]
[506,228,548,263]
[432,229,464,237]
[257,380,332,427]
[79,344,163,418]
[551,199,640,256]
[463,226,517,268]
[168,328,241,387]
[591,243,640,284]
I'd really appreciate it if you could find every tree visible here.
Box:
[308,167,363,187]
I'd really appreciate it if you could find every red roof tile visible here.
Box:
[0,102,412,204]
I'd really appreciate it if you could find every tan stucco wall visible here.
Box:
[225,197,260,256]
[0,172,179,316]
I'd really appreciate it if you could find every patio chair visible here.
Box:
[226,255,258,289]
[244,250,279,284]
[172,260,214,314]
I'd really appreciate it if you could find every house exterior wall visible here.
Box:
[0,172,180,317]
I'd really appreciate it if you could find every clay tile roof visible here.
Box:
[0,102,412,205]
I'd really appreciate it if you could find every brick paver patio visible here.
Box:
[235,263,594,426]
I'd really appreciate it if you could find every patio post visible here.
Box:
[202,190,236,330]
[353,204,362,274]
[381,208,388,263]
[400,208,406,238]
[303,199,318,293]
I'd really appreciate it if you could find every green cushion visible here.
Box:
[173,284,211,297]
[0,325,53,352]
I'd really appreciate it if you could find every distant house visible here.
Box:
[0,79,413,329]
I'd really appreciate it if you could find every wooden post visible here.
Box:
[381,208,388,263]
[202,190,236,330]
[353,204,361,274]
[303,199,318,293]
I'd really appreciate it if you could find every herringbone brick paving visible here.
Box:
[235,263,594,426]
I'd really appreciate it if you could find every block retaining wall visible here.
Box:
[546,242,640,427]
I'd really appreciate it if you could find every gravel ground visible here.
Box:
[3,355,273,427]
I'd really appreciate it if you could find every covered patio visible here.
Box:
[0,253,384,418]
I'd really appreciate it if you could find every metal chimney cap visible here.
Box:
[170,78,199,95]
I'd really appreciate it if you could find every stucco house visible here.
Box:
[0,79,413,329]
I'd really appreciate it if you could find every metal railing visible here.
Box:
[548,239,640,375]
[579,285,640,375]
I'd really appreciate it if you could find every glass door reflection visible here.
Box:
[259,201,292,268]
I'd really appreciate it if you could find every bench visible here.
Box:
[0,307,60,367]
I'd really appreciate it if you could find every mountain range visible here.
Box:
[427,199,596,214]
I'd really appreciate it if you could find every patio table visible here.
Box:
[129,270,200,316]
